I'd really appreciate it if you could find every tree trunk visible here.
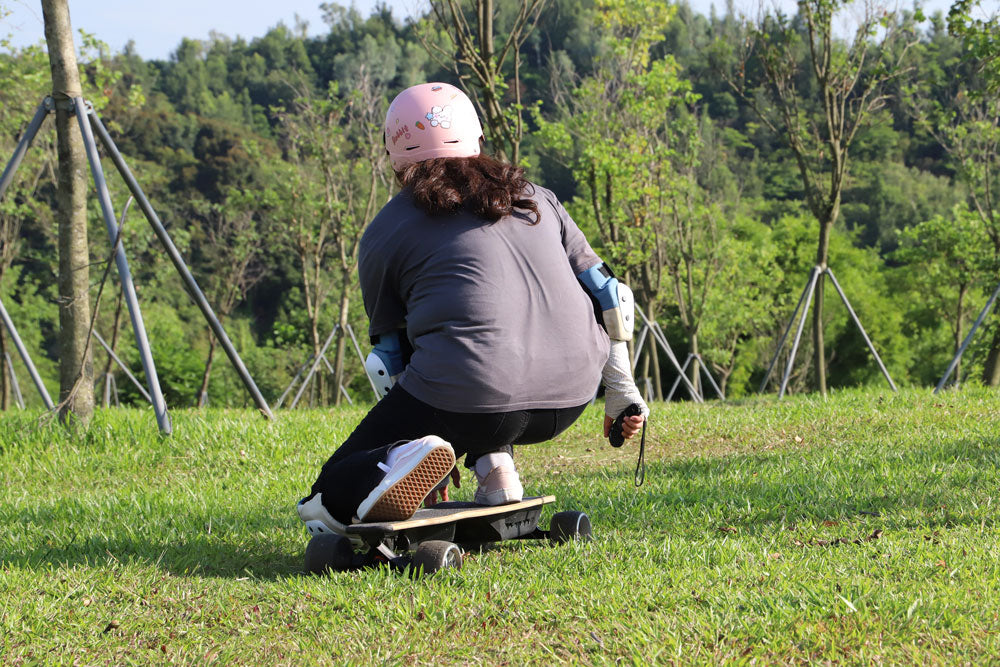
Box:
[43,0,93,424]
[100,290,124,407]
[639,341,650,400]
[309,311,322,407]
[954,285,967,384]
[649,329,663,401]
[198,330,217,407]
[982,327,1000,387]
[689,332,701,398]
[331,273,351,407]
[812,219,833,396]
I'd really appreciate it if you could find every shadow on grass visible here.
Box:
[547,435,1000,537]
[2,508,308,580]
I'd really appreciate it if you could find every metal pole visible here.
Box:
[345,322,380,400]
[779,268,820,399]
[655,324,703,402]
[75,99,171,435]
[935,281,1000,394]
[111,373,120,407]
[92,330,153,403]
[695,353,726,400]
[665,353,695,401]
[87,110,273,420]
[5,352,25,409]
[291,326,339,409]
[0,297,54,409]
[634,306,701,402]
[759,267,818,393]
[321,354,336,375]
[631,324,650,374]
[276,356,313,409]
[645,315,703,403]
[825,267,898,392]
[0,99,49,202]
[339,384,353,406]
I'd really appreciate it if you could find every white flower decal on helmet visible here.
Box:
[426,105,453,129]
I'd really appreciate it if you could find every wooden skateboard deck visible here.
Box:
[347,495,555,535]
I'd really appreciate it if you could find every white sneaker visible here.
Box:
[473,452,524,506]
[356,435,456,522]
[297,493,363,548]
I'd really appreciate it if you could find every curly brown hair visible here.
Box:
[396,154,540,224]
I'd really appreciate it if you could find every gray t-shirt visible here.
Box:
[358,184,610,412]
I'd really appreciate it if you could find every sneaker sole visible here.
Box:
[361,447,455,522]
[474,487,524,506]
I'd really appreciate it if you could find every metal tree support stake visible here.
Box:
[631,323,651,374]
[276,356,314,408]
[290,326,340,409]
[761,266,897,398]
[634,306,703,403]
[778,268,820,399]
[5,352,26,409]
[826,267,897,392]
[74,98,171,435]
[698,353,726,400]
[665,353,726,402]
[0,297,55,410]
[345,322,380,401]
[0,99,49,202]
[87,110,274,420]
[759,266,819,393]
[92,330,153,404]
[935,281,1000,394]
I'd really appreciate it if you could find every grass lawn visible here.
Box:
[1,387,999,665]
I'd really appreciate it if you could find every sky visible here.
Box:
[0,0,983,62]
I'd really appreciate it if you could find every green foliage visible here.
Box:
[0,0,995,407]
[890,205,992,384]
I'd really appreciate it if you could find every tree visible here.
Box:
[273,70,389,405]
[41,0,93,423]
[191,186,265,406]
[717,0,914,395]
[538,0,732,398]
[418,0,548,164]
[0,36,54,409]
[892,206,987,385]
[697,215,784,397]
[904,0,1000,385]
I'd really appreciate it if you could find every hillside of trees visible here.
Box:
[0,0,997,410]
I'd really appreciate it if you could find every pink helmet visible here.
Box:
[384,82,484,170]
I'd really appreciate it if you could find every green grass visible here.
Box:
[2,387,999,665]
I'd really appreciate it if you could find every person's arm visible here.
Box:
[600,340,648,439]
[541,187,649,438]
[358,231,409,398]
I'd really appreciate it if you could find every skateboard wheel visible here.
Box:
[410,540,463,576]
[549,511,592,544]
[305,534,354,575]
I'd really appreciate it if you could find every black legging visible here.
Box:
[309,384,590,523]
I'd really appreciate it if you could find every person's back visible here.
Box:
[360,183,609,413]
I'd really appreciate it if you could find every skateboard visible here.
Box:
[304,495,592,576]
